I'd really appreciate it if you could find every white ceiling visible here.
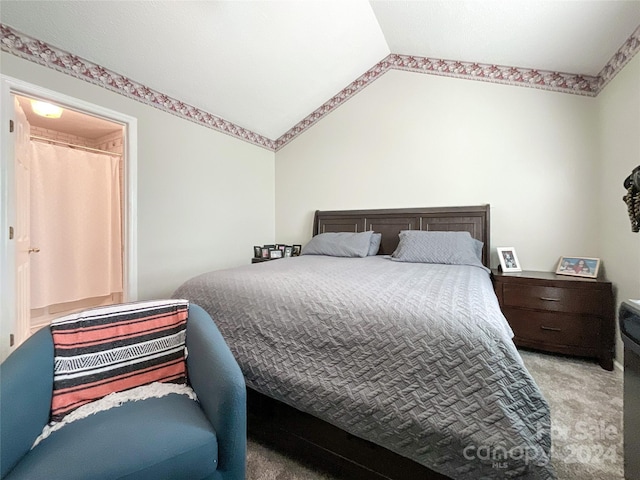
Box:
[371,1,640,75]
[2,1,639,141]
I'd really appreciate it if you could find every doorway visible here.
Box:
[17,94,125,331]
[0,76,138,361]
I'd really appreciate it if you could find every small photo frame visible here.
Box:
[556,256,600,278]
[269,249,283,259]
[497,247,521,272]
[261,247,270,259]
[278,244,286,252]
[284,246,293,258]
[292,244,302,256]
[253,246,262,258]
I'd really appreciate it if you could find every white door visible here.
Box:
[0,76,138,362]
[13,97,31,348]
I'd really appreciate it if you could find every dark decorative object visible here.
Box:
[253,246,262,258]
[623,166,640,232]
[292,245,302,256]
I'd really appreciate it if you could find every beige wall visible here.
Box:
[1,52,276,300]
[275,69,600,271]
[597,54,640,363]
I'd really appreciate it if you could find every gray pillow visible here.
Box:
[391,230,487,270]
[368,233,382,256]
[302,231,373,258]
[473,239,484,261]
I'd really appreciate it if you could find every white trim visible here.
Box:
[614,359,624,372]
[0,76,17,362]
[0,75,138,361]
[123,112,138,302]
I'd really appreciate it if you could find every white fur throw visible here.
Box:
[32,382,197,449]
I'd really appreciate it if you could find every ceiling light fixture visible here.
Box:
[30,100,63,119]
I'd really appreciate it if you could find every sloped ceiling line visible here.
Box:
[273,52,605,150]
[276,24,639,151]
[2,23,639,153]
[273,57,392,150]
[0,24,276,150]
[597,24,640,91]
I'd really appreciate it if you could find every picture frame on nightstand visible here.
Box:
[269,249,283,259]
[556,256,600,278]
[497,247,521,272]
[253,246,262,258]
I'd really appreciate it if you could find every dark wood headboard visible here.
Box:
[313,205,491,267]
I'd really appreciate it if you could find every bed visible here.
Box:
[173,205,555,480]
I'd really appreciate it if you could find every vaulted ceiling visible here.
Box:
[2,1,639,150]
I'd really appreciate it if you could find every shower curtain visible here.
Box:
[30,141,123,309]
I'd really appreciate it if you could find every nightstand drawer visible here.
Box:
[503,308,600,348]
[502,284,602,315]
[493,270,615,370]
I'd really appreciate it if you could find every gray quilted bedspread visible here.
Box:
[173,256,556,479]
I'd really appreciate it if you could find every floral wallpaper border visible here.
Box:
[1,23,638,152]
[0,24,276,150]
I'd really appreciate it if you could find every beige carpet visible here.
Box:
[519,350,624,480]
[246,349,624,480]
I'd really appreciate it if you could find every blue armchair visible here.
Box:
[0,304,246,480]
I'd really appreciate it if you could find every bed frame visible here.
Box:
[313,205,490,266]
[247,205,491,480]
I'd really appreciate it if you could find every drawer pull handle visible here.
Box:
[540,325,562,332]
[540,297,560,302]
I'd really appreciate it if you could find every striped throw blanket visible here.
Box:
[50,299,189,422]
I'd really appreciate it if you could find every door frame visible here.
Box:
[0,75,138,361]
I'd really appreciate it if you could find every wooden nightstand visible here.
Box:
[492,270,615,371]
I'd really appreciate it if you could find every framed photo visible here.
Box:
[261,247,270,259]
[269,249,283,259]
[253,246,262,258]
[284,246,293,258]
[278,244,286,252]
[292,244,302,256]
[556,256,600,278]
[497,247,521,272]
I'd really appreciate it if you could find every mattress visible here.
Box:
[173,255,555,479]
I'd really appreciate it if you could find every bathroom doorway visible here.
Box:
[16,94,125,331]
[0,76,138,360]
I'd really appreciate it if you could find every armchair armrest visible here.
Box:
[1,327,54,478]
[186,304,246,480]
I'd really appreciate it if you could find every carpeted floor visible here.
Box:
[519,350,623,480]
[245,349,624,480]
